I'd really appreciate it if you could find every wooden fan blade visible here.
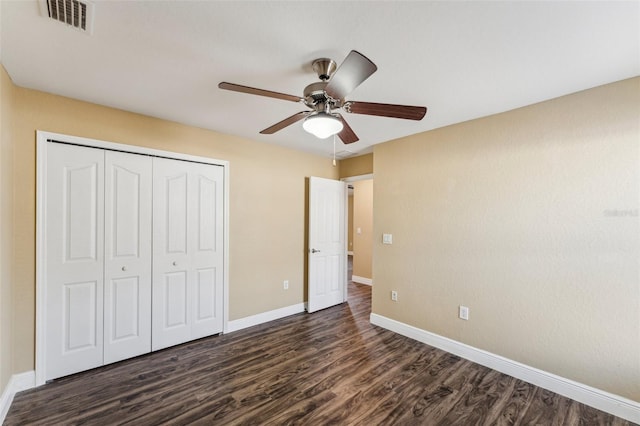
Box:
[345,101,427,120]
[336,114,359,144]
[325,50,377,100]
[219,82,302,103]
[260,112,310,134]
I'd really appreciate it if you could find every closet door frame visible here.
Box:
[35,130,230,386]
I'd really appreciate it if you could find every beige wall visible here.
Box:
[3,69,338,381]
[353,179,373,280]
[373,77,640,401]
[0,66,15,392]
[339,153,373,178]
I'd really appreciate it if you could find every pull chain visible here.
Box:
[332,134,337,167]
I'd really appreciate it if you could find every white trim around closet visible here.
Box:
[35,130,230,386]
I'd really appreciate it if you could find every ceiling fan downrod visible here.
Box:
[312,58,337,81]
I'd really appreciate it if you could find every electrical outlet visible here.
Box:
[283,280,289,290]
[459,305,469,320]
[391,291,398,301]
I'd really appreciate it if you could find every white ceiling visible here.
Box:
[1,1,639,158]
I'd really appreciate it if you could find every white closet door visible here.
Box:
[152,158,224,350]
[104,151,152,364]
[46,143,104,380]
[189,162,224,339]
[152,158,193,350]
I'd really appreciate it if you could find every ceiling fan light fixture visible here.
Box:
[302,113,343,139]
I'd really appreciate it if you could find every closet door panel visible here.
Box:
[190,163,224,339]
[152,158,192,350]
[104,152,152,364]
[165,271,189,326]
[110,277,140,337]
[46,143,104,380]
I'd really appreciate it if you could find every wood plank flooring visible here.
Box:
[6,282,634,425]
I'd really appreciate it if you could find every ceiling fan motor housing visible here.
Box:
[303,81,330,107]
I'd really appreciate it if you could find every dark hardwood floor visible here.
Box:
[6,281,634,425]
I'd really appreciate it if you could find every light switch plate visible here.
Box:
[383,233,393,244]
[459,305,469,320]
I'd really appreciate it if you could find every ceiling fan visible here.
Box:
[218,50,427,144]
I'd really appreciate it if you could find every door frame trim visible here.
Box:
[35,130,230,386]
[341,173,374,291]
[340,173,373,183]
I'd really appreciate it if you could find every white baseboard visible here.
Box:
[351,275,372,286]
[0,370,36,424]
[227,303,306,333]
[370,313,640,424]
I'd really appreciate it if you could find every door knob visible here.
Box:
[172,261,178,266]
[311,248,321,253]
[121,266,127,271]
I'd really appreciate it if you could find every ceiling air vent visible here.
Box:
[40,0,95,34]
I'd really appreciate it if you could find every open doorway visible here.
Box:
[342,175,373,299]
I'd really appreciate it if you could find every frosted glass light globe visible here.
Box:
[302,113,344,139]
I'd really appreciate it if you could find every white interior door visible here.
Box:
[153,157,192,350]
[45,143,104,380]
[152,158,224,350]
[104,151,152,363]
[307,176,347,313]
[189,162,224,339]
